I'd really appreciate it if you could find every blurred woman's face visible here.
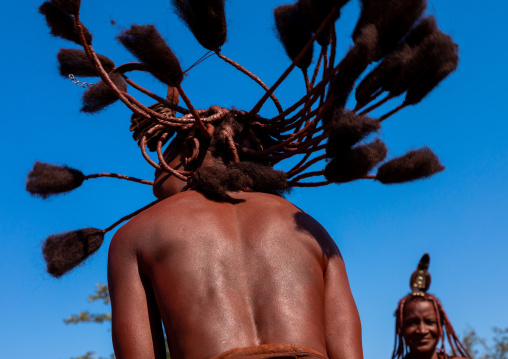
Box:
[402,300,439,356]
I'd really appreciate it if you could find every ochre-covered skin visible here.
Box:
[399,299,468,359]
[107,190,363,359]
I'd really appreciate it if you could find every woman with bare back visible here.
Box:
[107,131,363,358]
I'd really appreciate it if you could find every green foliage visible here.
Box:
[88,283,110,304]
[463,327,508,359]
[71,352,114,359]
[64,284,111,324]
[66,283,170,359]
[463,328,484,358]
[64,284,114,358]
[64,311,112,324]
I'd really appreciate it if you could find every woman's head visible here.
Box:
[152,133,213,199]
[401,297,440,356]
[152,113,288,201]
[392,293,469,359]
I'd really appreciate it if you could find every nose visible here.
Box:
[415,323,429,335]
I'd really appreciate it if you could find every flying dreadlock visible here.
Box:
[30,0,459,277]
[392,254,470,359]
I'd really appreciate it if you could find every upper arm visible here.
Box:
[324,255,363,359]
[107,226,166,359]
[292,210,362,359]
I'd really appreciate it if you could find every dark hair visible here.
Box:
[39,0,459,193]
[33,0,460,277]
[176,112,289,201]
[393,293,470,359]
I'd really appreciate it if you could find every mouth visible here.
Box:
[411,337,432,344]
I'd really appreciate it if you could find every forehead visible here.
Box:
[403,300,437,319]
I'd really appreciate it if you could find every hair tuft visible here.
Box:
[117,24,183,86]
[324,139,387,183]
[356,16,440,105]
[193,161,288,203]
[42,228,104,277]
[39,1,92,45]
[50,0,81,15]
[297,0,349,46]
[377,147,444,184]
[403,31,459,105]
[326,110,381,156]
[274,4,314,69]
[353,0,427,60]
[26,161,86,198]
[327,24,378,107]
[404,16,437,48]
[171,0,227,50]
[57,48,115,77]
[81,72,127,113]
[355,44,413,108]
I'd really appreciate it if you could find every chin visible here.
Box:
[411,344,437,355]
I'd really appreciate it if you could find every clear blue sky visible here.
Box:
[1,0,506,358]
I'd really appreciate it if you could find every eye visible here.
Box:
[404,318,419,327]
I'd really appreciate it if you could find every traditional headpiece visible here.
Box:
[393,253,470,359]
[29,0,459,277]
[410,253,431,296]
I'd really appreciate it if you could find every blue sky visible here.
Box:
[1,0,507,358]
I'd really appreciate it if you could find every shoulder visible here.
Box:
[241,192,342,259]
[108,198,170,257]
[109,191,211,251]
[108,220,142,263]
[120,191,210,228]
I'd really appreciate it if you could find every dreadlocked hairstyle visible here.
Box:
[30,0,459,277]
[392,254,470,359]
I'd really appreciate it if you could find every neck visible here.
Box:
[407,351,440,359]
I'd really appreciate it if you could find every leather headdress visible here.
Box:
[409,253,431,296]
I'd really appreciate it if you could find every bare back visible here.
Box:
[108,191,362,359]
